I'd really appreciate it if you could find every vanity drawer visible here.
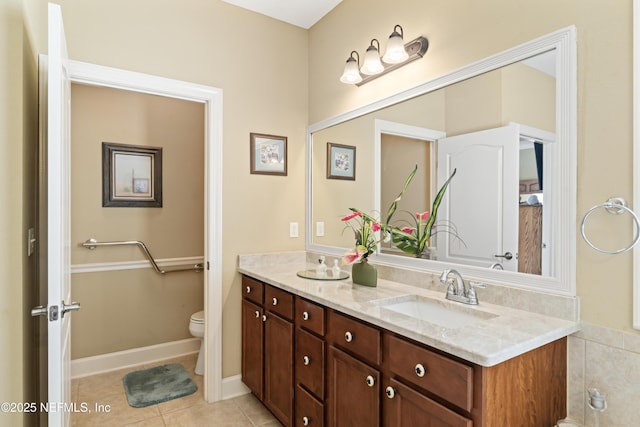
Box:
[384,333,474,412]
[295,384,324,427]
[328,310,381,366]
[295,328,325,399]
[242,276,264,305]
[295,298,325,336]
[265,285,294,320]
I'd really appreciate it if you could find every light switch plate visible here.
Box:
[316,221,325,237]
[289,222,299,238]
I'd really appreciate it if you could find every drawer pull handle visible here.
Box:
[254,310,260,318]
[302,416,310,426]
[272,297,278,305]
[262,314,267,322]
[344,331,353,342]
[415,363,426,377]
[246,286,251,293]
[303,356,310,365]
[302,311,309,321]
[365,375,375,387]
[385,386,396,399]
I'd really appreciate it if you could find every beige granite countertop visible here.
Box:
[238,252,580,367]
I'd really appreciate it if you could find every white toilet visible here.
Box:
[189,310,205,375]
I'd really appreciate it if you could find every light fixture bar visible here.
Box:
[355,36,429,87]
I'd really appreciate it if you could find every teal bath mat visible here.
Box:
[123,363,197,408]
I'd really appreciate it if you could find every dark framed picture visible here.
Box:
[102,142,163,207]
[327,142,356,180]
[250,133,287,176]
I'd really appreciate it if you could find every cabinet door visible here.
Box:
[383,378,472,427]
[327,346,380,427]
[264,311,294,426]
[241,299,264,399]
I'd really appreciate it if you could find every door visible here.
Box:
[47,3,78,425]
[436,124,520,271]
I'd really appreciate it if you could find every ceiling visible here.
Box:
[222,0,343,29]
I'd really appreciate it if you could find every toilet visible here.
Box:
[189,310,205,375]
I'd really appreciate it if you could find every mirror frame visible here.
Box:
[307,26,577,296]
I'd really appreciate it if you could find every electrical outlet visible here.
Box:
[316,221,325,237]
[289,222,299,238]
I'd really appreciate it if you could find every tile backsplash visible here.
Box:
[567,323,640,426]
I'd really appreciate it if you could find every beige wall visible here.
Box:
[311,0,636,333]
[70,84,205,358]
[0,0,25,423]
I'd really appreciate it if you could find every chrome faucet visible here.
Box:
[439,269,485,305]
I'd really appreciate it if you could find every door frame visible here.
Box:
[68,60,224,402]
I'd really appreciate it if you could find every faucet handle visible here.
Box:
[467,282,486,305]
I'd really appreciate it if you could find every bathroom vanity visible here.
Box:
[239,253,579,427]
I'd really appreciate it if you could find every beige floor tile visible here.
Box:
[162,400,253,426]
[71,353,279,426]
[72,392,160,426]
[233,394,282,426]
[123,415,166,426]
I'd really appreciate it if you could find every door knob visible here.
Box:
[31,306,48,317]
[61,301,81,318]
[494,251,513,260]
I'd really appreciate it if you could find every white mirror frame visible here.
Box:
[307,26,577,296]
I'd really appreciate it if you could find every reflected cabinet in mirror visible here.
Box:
[307,27,577,295]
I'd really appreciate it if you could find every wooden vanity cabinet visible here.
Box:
[241,275,567,426]
[241,277,294,426]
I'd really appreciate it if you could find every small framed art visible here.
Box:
[250,133,288,176]
[327,142,356,180]
[102,142,163,207]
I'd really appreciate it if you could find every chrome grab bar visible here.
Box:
[81,238,204,274]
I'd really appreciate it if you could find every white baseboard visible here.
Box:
[221,375,251,400]
[71,338,201,379]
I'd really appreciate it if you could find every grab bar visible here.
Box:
[81,238,204,274]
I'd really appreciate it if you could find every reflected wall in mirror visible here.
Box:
[307,27,576,295]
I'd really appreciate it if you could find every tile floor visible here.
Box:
[71,353,281,426]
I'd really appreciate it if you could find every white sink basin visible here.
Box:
[372,295,497,328]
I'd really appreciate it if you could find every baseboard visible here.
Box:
[71,338,201,379]
[221,374,251,400]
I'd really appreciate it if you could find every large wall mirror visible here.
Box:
[307,26,577,295]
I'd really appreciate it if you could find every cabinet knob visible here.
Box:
[272,297,278,305]
[303,356,310,365]
[385,386,396,399]
[344,331,353,342]
[302,416,310,426]
[254,310,260,318]
[246,286,251,293]
[414,363,426,377]
[262,314,267,322]
[365,375,375,387]
[302,311,309,321]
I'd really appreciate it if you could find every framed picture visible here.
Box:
[327,142,356,180]
[250,133,287,176]
[102,142,163,207]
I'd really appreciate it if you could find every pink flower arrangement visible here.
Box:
[340,209,383,264]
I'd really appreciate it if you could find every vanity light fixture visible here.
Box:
[361,39,384,75]
[339,51,363,84]
[340,25,429,87]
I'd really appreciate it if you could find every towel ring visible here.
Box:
[580,197,640,254]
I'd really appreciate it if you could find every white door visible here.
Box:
[47,3,77,426]
[436,124,520,271]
